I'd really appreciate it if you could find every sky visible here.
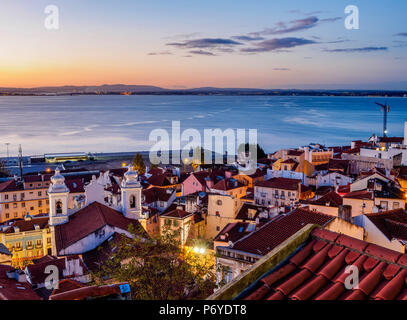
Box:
[0,0,406,89]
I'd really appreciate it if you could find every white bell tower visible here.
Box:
[48,167,70,226]
[121,166,144,221]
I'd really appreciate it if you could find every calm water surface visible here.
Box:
[0,95,406,156]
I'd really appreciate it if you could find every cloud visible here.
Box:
[241,37,317,53]
[231,35,265,41]
[324,47,388,53]
[147,51,173,56]
[250,16,319,36]
[166,38,242,49]
[188,50,216,56]
[320,17,342,23]
[273,68,291,71]
[394,33,407,37]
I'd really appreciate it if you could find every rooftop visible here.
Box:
[227,208,333,256]
[256,178,301,191]
[238,228,407,300]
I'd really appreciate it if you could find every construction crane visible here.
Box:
[375,101,390,137]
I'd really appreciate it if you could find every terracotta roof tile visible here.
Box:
[238,228,407,300]
[231,208,333,256]
[54,202,143,253]
[256,178,301,191]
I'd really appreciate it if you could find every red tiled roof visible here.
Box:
[0,278,42,300]
[3,217,49,234]
[231,208,333,256]
[214,222,253,243]
[256,178,301,191]
[51,279,85,296]
[287,150,304,157]
[161,208,193,219]
[281,159,298,164]
[190,171,210,187]
[26,255,85,286]
[343,190,373,200]
[0,180,24,192]
[241,228,407,300]
[304,191,343,207]
[315,186,334,196]
[49,282,128,300]
[366,209,407,242]
[235,203,266,221]
[143,187,174,204]
[212,178,244,191]
[65,179,85,193]
[54,202,143,253]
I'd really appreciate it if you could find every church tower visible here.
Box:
[48,167,70,226]
[121,166,144,223]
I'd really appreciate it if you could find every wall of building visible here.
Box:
[206,194,239,239]
[358,215,405,253]
[325,217,364,240]
[342,198,374,217]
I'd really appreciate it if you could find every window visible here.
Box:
[14,212,17,218]
[380,201,388,210]
[393,202,400,209]
[56,201,63,214]
[38,191,42,197]
[4,195,8,200]
[20,193,24,200]
[13,203,17,209]
[5,213,9,219]
[165,219,171,226]
[47,237,51,244]
[38,200,42,207]
[173,220,179,227]
[26,241,33,248]
[216,226,220,231]
[217,200,222,206]
[130,195,136,208]
[21,203,25,208]
[30,207,34,211]
[5,204,9,209]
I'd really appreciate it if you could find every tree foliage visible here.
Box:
[92,224,216,300]
[132,153,146,175]
[237,143,267,160]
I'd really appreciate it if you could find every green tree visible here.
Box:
[237,143,267,160]
[132,153,146,175]
[92,224,216,300]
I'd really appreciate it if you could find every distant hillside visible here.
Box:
[0,84,166,94]
[0,84,405,97]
